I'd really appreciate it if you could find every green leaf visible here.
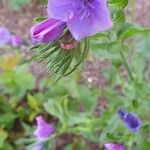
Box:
[109,0,128,9]
[9,0,30,11]
[29,44,42,51]
[113,10,125,23]
[106,132,119,140]
[44,99,64,121]
[132,99,139,109]
[34,17,47,22]
[40,0,48,5]
[27,94,41,112]
[120,26,150,41]
[0,130,8,148]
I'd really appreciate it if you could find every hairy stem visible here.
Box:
[130,0,142,81]
[120,50,134,81]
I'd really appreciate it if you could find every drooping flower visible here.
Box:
[105,143,126,150]
[11,35,23,47]
[48,0,112,41]
[34,116,54,140]
[118,108,141,132]
[30,18,66,43]
[0,26,12,44]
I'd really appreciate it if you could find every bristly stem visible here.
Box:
[130,0,135,23]
[119,50,134,81]
[130,0,142,81]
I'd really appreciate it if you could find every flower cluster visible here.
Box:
[30,0,112,43]
[0,26,23,47]
[118,108,141,132]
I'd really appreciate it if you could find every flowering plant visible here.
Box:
[27,0,150,149]
[26,0,150,150]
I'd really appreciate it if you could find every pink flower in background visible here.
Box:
[105,143,126,150]
[0,26,24,47]
[11,35,24,47]
[0,26,12,44]
[34,116,54,140]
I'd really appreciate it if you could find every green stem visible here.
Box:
[130,0,135,23]
[119,50,134,81]
[132,43,142,81]
[130,0,142,81]
[128,136,133,150]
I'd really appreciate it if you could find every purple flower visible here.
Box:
[11,35,23,47]
[48,0,112,41]
[34,116,54,140]
[118,108,141,132]
[30,18,65,43]
[105,143,126,150]
[0,26,12,44]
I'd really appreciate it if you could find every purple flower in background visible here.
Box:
[105,143,126,150]
[0,26,12,44]
[30,18,65,43]
[11,35,23,47]
[34,116,54,140]
[118,108,141,132]
[48,0,112,41]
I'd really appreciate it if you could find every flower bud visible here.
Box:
[30,19,65,43]
[118,108,141,132]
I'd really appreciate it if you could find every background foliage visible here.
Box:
[8,0,30,11]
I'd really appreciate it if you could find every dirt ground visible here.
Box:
[0,0,45,40]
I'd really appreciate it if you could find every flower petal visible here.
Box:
[30,18,65,43]
[67,0,112,41]
[117,108,141,132]
[11,35,23,47]
[125,112,141,132]
[0,26,12,44]
[34,116,54,140]
[47,0,75,21]
[105,143,126,150]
